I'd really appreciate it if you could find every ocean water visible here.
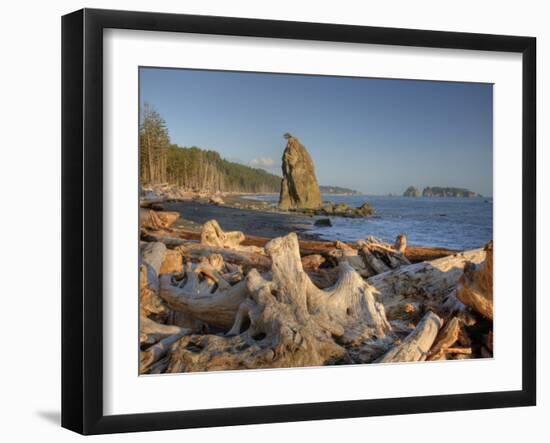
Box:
[248,194,493,250]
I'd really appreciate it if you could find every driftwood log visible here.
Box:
[327,240,373,278]
[456,241,493,320]
[426,316,464,360]
[394,233,407,254]
[177,243,270,273]
[160,249,183,274]
[160,261,249,331]
[140,242,170,319]
[324,235,411,280]
[141,223,456,264]
[378,311,443,363]
[139,215,492,373]
[165,233,393,372]
[201,220,264,254]
[153,232,489,372]
[367,248,486,323]
[140,209,180,230]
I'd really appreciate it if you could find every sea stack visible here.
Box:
[278,133,322,210]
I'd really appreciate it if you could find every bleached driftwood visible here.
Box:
[302,254,341,289]
[328,241,373,278]
[142,228,271,271]
[166,233,393,373]
[142,241,166,273]
[456,241,493,320]
[141,231,188,247]
[394,234,407,254]
[359,246,391,274]
[367,248,486,322]
[140,242,169,318]
[358,235,411,270]
[301,254,326,271]
[160,249,183,274]
[140,315,187,346]
[141,214,492,373]
[140,329,189,374]
[427,316,462,360]
[201,220,264,254]
[159,261,250,330]
[140,198,166,209]
[145,230,339,276]
[161,253,238,333]
[154,225,457,263]
[327,235,411,278]
[209,195,224,206]
[178,243,270,272]
[377,311,443,363]
[162,240,487,339]
[140,209,180,230]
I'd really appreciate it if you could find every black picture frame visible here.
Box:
[62,8,536,435]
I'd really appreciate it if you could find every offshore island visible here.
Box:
[403,185,482,198]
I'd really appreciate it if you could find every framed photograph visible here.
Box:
[62,8,536,435]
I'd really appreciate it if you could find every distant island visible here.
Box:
[403,186,422,197]
[403,186,481,198]
[320,185,361,195]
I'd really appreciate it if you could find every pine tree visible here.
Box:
[139,103,170,184]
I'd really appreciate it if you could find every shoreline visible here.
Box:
[150,198,459,261]
[141,187,490,251]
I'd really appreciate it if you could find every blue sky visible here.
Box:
[140,67,493,196]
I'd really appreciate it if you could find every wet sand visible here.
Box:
[163,198,321,239]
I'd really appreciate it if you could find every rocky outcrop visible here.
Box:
[301,201,374,218]
[403,186,421,197]
[324,202,374,217]
[314,218,332,227]
[278,134,322,210]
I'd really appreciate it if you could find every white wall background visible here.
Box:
[0,0,545,441]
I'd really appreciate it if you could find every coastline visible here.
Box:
[142,192,459,261]
[142,187,491,251]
